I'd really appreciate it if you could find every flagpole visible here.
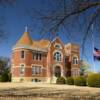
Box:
[91,24,96,73]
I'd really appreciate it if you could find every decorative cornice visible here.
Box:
[12,45,48,52]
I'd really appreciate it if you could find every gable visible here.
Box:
[51,37,64,49]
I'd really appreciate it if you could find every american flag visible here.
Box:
[93,47,100,61]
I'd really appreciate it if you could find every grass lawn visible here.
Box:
[0,82,100,100]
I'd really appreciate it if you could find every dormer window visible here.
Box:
[21,51,25,59]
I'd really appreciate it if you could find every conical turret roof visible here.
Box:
[13,27,50,51]
[15,31,33,47]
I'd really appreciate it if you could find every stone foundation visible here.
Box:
[12,77,53,83]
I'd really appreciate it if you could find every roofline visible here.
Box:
[51,36,64,47]
[12,46,48,52]
[65,43,80,47]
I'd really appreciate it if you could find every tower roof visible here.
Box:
[15,31,33,47]
[14,27,50,50]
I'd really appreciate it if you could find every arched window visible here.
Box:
[73,57,78,64]
[54,52,61,61]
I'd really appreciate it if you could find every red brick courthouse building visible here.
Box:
[11,29,80,83]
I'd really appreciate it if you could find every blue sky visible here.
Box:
[0,0,100,72]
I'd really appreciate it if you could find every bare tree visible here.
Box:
[28,0,100,58]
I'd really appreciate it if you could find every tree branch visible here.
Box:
[54,2,100,29]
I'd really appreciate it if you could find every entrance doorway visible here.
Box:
[54,66,61,77]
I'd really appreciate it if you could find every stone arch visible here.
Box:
[54,66,61,77]
[53,64,63,77]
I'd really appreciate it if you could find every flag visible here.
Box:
[93,47,100,61]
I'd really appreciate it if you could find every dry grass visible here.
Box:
[0,82,100,100]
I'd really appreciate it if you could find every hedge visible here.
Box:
[74,76,86,86]
[56,77,66,84]
[66,77,74,85]
[87,73,100,87]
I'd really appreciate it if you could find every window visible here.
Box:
[36,53,38,60]
[32,79,41,82]
[54,52,61,61]
[32,66,35,74]
[35,67,40,74]
[55,44,62,49]
[73,57,78,64]
[33,52,42,60]
[55,45,60,49]
[39,54,41,60]
[32,66,41,75]
[20,64,25,74]
[33,53,36,59]
[72,69,79,77]
[21,51,25,59]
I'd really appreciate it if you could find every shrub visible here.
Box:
[74,76,86,86]
[0,69,11,82]
[87,73,100,87]
[1,71,9,82]
[0,75,1,81]
[66,77,74,85]
[56,77,66,84]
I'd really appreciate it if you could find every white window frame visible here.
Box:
[20,50,25,59]
[32,52,42,61]
[72,56,78,65]
[31,64,42,75]
[72,69,79,77]
[20,64,25,75]
[54,51,62,62]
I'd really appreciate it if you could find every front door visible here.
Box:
[54,66,61,77]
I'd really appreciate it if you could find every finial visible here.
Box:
[25,25,28,32]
